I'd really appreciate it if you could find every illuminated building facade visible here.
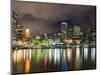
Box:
[16,25,24,40]
[25,29,30,40]
[82,28,96,44]
[73,25,82,39]
[59,19,73,40]
[57,18,73,43]
[11,11,18,44]
[72,25,82,43]
[57,19,83,43]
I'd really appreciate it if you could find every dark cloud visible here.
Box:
[12,0,96,35]
[20,14,35,22]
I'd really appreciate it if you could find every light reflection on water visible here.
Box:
[12,46,96,74]
[25,55,30,73]
[84,48,88,61]
[75,47,82,69]
[91,48,95,61]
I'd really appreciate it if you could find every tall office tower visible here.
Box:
[59,19,73,40]
[11,10,18,45]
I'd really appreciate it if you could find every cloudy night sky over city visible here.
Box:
[11,0,96,36]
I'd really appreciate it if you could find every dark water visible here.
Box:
[12,45,96,74]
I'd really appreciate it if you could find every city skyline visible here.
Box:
[11,1,96,74]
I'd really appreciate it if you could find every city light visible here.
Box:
[12,50,17,64]
[12,3,96,73]
[16,50,22,63]
[75,47,81,69]
[25,28,30,39]
[25,57,30,73]
[91,48,96,61]
[26,29,29,32]
[49,49,52,63]
[63,39,80,43]
[63,39,72,43]
[84,48,88,61]
[67,48,71,62]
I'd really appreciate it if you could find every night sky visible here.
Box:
[11,0,96,36]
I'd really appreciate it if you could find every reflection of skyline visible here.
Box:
[12,0,96,35]
[12,46,96,74]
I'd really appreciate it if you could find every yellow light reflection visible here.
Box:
[16,50,22,63]
[12,50,17,64]
[22,49,25,62]
[25,56,30,73]
[75,47,81,69]
[67,48,72,63]
[70,48,72,63]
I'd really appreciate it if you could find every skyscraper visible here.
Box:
[59,19,73,40]
[11,10,18,45]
